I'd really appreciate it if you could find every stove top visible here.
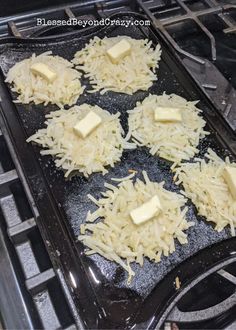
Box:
[0,125,78,329]
[0,1,236,329]
[138,0,236,134]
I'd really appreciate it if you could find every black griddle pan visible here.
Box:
[0,13,236,329]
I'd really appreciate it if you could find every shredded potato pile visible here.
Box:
[79,171,193,282]
[6,51,84,107]
[72,36,162,95]
[173,149,236,235]
[27,104,135,177]
[127,93,208,163]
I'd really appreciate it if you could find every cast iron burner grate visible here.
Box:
[0,125,78,329]
[163,259,236,330]
[139,0,236,63]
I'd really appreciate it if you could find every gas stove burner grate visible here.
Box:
[138,0,236,63]
[0,125,78,329]
[163,258,236,330]
[3,0,236,63]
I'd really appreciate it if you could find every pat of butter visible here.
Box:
[154,107,182,123]
[30,63,57,83]
[130,195,162,225]
[106,39,131,64]
[223,166,236,199]
[73,111,102,139]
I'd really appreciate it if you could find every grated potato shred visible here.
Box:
[79,171,194,282]
[27,104,135,177]
[173,149,236,235]
[128,93,209,163]
[72,36,162,95]
[6,51,85,107]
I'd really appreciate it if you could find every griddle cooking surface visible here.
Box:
[0,14,234,329]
